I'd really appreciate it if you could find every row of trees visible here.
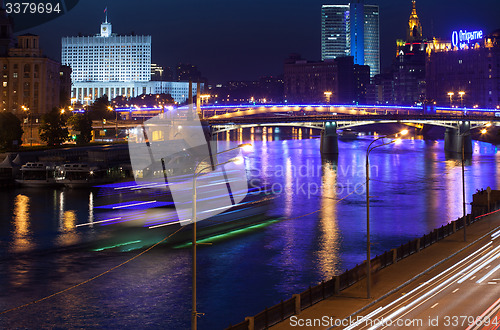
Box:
[1,93,174,150]
[39,108,94,146]
[0,108,94,150]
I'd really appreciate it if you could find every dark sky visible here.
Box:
[24,0,500,83]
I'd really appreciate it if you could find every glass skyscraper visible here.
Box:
[321,1,380,77]
[363,4,380,77]
[321,5,349,61]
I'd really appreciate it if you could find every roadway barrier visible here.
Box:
[225,202,500,330]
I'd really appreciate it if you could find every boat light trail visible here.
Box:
[76,217,121,227]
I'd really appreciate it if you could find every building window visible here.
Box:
[2,82,6,87]
[13,72,18,78]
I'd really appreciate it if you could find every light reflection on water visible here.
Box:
[12,194,32,253]
[0,133,499,329]
[317,158,340,279]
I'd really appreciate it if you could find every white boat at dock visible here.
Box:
[55,163,113,188]
[15,162,58,187]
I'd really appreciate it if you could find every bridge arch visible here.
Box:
[337,120,458,130]
[210,120,486,134]
[211,123,324,134]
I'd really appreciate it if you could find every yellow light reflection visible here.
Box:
[57,210,79,246]
[444,158,463,220]
[12,194,33,252]
[317,160,340,278]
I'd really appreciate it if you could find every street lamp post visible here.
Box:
[448,92,454,108]
[22,106,32,147]
[324,91,332,104]
[458,91,465,108]
[108,106,117,140]
[459,123,490,242]
[190,143,252,330]
[365,130,408,299]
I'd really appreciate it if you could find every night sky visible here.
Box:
[23,0,500,83]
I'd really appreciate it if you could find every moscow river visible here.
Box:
[1,128,499,329]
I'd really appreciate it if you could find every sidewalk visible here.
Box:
[271,211,500,329]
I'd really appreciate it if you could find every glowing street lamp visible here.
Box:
[458,91,465,108]
[21,105,33,147]
[365,130,408,299]
[447,92,454,108]
[200,94,210,104]
[324,91,333,104]
[108,106,118,139]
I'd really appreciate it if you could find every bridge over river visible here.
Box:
[94,104,500,154]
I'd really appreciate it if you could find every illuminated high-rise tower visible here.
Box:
[363,4,380,77]
[407,0,422,42]
[393,0,426,105]
[321,1,380,76]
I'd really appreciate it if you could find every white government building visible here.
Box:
[62,18,201,104]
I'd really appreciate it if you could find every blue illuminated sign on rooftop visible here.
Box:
[451,30,483,49]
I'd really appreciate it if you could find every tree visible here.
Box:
[0,111,23,150]
[88,95,114,121]
[39,108,69,146]
[67,112,93,144]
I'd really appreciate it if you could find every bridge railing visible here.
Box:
[225,201,500,330]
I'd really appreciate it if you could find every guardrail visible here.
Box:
[226,202,500,330]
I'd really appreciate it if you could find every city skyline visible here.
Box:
[11,0,500,82]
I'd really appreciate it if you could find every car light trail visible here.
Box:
[476,263,500,283]
[457,246,500,284]
[342,241,494,330]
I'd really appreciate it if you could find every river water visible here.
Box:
[0,130,499,329]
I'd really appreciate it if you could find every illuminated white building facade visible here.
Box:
[62,19,202,103]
